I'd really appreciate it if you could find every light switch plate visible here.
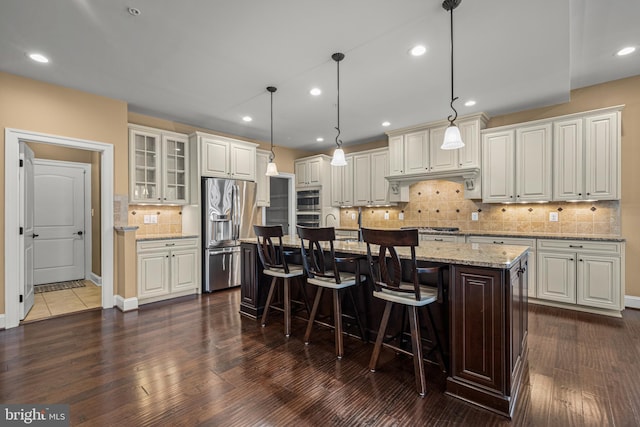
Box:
[471,212,479,221]
[351,213,356,220]
[384,212,389,220]
[399,212,404,220]
[549,212,559,222]
[150,214,158,224]
[143,215,151,224]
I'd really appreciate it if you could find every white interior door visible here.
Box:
[19,143,35,319]
[34,161,86,284]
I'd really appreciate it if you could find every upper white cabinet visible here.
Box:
[483,106,622,203]
[295,155,329,188]
[129,124,190,205]
[387,114,488,178]
[482,123,552,203]
[192,132,257,181]
[255,149,271,207]
[331,155,354,207]
[353,148,389,206]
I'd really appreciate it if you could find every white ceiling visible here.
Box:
[1,0,638,151]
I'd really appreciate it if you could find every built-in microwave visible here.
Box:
[296,189,321,227]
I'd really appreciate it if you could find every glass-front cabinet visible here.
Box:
[129,125,190,204]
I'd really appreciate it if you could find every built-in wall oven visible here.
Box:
[296,189,321,227]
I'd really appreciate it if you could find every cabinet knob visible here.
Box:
[578,193,582,196]
[569,245,583,248]
[587,192,590,195]
[517,195,520,198]
[579,259,583,262]
[570,258,574,261]
[166,255,169,258]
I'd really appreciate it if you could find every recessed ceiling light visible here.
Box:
[242,116,252,122]
[382,121,391,127]
[409,45,427,56]
[617,46,636,56]
[464,100,476,107]
[316,137,324,142]
[28,53,49,63]
[310,88,322,96]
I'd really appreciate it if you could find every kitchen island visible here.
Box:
[239,236,529,418]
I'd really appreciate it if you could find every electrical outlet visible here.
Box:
[471,212,479,221]
[399,212,404,220]
[143,215,152,224]
[150,214,158,224]
[351,213,356,220]
[549,212,559,222]
[384,212,389,220]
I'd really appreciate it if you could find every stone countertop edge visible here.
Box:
[115,226,139,232]
[335,227,624,242]
[240,236,529,270]
[136,234,199,241]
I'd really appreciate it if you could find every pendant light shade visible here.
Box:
[331,52,348,166]
[440,0,464,150]
[265,86,279,176]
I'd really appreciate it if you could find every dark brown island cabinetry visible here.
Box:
[239,237,528,418]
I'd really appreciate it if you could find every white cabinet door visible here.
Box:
[585,112,619,200]
[130,128,162,203]
[162,134,189,204]
[404,130,429,174]
[515,123,552,201]
[482,130,515,202]
[577,255,620,310]
[388,135,404,176]
[370,150,389,205]
[295,161,307,187]
[307,158,322,186]
[201,138,230,177]
[353,153,371,205]
[331,156,353,206]
[537,252,576,303]
[138,251,170,299]
[255,150,270,207]
[171,248,198,293]
[458,119,481,168]
[553,118,584,201]
[230,143,256,181]
[429,126,457,172]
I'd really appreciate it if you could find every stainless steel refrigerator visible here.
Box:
[202,177,257,292]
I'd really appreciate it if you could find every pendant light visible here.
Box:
[265,86,279,176]
[330,52,348,166]
[441,0,464,150]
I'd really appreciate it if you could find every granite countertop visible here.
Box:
[241,235,529,269]
[336,227,623,242]
[136,234,199,242]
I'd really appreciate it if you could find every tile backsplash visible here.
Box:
[129,205,183,236]
[340,180,620,235]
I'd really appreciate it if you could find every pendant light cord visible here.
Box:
[447,4,459,126]
[333,53,344,148]
[270,90,274,160]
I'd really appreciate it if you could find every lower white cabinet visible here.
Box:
[466,235,537,298]
[536,239,623,313]
[137,238,199,304]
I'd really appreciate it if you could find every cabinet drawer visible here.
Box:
[467,235,536,249]
[420,234,460,243]
[536,239,621,255]
[137,238,198,252]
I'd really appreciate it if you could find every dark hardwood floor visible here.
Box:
[1,289,639,426]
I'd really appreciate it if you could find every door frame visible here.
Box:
[33,159,92,283]
[261,172,296,235]
[5,128,114,329]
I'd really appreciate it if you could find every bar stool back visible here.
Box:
[362,227,446,396]
[297,225,366,359]
[254,225,305,337]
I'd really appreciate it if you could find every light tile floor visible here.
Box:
[23,280,102,322]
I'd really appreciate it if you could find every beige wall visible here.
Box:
[0,71,128,315]
[26,143,102,276]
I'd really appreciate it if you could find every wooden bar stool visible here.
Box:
[297,225,366,359]
[254,225,305,338]
[361,227,446,397]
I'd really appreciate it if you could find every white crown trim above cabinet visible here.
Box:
[129,124,190,205]
[192,132,257,181]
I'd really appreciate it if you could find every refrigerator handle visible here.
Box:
[233,184,240,240]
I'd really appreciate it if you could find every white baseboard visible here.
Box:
[0,314,5,330]
[625,295,640,309]
[115,295,138,312]
[89,273,102,286]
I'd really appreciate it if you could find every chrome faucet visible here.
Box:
[357,207,363,241]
